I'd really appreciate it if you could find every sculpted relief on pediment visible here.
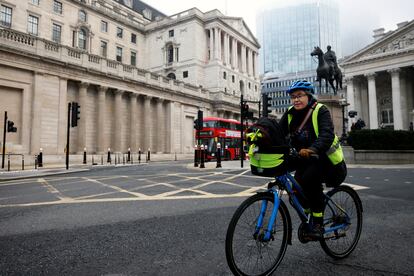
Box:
[370,29,414,55]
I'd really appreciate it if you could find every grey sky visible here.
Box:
[142,0,413,55]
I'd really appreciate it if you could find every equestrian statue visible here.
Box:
[310,46,343,94]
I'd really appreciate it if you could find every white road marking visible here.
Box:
[0,172,369,208]
[342,183,369,190]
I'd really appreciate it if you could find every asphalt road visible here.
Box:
[0,161,413,275]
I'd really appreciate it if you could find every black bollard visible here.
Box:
[107,148,111,164]
[38,148,43,168]
[123,154,125,165]
[101,155,103,165]
[83,148,87,164]
[128,148,131,163]
[147,148,151,162]
[7,154,10,171]
[216,142,222,168]
[138,148,141,164]
[194,144,199,167]
[34,155,38,170]
[22,155,24,171]
[200,145,205,168]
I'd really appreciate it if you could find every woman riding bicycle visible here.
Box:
[279,80,347,240]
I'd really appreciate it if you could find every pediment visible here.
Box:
[342,20,414,64]
[221,18,259,46]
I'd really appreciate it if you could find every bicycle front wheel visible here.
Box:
[320,185,363,259]
[225,192,289,276]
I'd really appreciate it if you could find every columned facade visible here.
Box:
[341,20,414,130]
[0,1,261,157]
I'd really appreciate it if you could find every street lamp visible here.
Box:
[339,97,350,143]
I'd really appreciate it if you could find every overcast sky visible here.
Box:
[142,0,414,55]
[143,0,413,33]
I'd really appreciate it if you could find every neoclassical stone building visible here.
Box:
[341,20,414,130]
[0,0,260,155]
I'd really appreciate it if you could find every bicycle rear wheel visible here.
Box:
[225,192,289,276]
[320,185,363,259]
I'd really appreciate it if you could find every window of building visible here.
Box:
[79,10,86,22]
[167,44,174,63]
[167,73,176,80]
[100,41,107,57]
[52,23,61,43]
[223,71,227,79]
[116,27,123,38]
[169,29,174,37]
[130,51,136,66]
[131,33,136,44]
[0,5,12,28]
[183,71,188,78]
[232,75,235,83]
[27,15,39,35]
[143,8,152,20]
[31,0,40,5]
[78,28,87,49]
[53,1,62,14]
[101,20,107,32]
[116,46,122,62]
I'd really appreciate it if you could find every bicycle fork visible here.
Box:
[254,190,282,242]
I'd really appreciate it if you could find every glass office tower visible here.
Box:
[257,0,341,75]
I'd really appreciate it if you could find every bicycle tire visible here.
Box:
[320,185,363,259]
[225,192,290,276]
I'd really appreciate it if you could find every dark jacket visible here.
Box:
[279,103,334,155]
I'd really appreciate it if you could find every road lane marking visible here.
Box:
[342,183,369,190]
[38,178,72,201]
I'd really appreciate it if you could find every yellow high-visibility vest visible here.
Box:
[288,103,344,165]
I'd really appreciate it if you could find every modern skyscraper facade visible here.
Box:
[257,0,341,75]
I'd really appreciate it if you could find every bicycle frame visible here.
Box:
[255,172,351,241]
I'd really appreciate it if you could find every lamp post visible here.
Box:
[339,97,350,143]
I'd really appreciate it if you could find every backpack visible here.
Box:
[246,117,289,177]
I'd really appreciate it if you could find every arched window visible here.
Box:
[166,73,176,80]
[78,28,87,49]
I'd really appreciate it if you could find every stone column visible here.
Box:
[214,28,219,60]
[253,52,258,78]
[366,73,378,129]
[241,45,247,73]
[166,100,174,153]
[97,86,107,153]
[57,78,68,154]
[209,28,214,61]
[345,77,355,131]
[114,89,123,152]
[218,29,222,61]
[143,95,152,151]
[31,72,43,154]
[248,49,253,76]
[232,39,238,70]
[224,33,230,65]
[77,82,89,152]
[389,68,403,130]
[129,93,138,151]
[156,98,165,153]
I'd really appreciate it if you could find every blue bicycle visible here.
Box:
[225,161,363,276]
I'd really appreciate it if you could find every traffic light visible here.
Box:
[71,102,80,127]
[197,110,203,130]
[7,120,17,132]
[348,110,357,118]
[241,103,253,119]
[262,94,272,117]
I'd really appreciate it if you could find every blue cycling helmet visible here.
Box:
[287,80,315,94]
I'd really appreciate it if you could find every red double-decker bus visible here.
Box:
[195,117,243,161]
